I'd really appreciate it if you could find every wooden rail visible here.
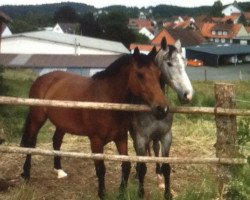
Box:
[0,146,247,165]
[0,96,250,116]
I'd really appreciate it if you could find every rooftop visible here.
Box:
[3,31,130,54]
[187,44,250,55]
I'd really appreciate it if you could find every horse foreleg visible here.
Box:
[135,139,147,198]
[53,128,67,178]
[153,140,165,190]
[90,138,106,199]
[161,131,172,200]
[115,136,131,192]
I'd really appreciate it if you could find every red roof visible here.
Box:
[128,18,155,31]
[201,22,243,39]
[151,29,176,46]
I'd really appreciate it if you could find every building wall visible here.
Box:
[1,36,119,55]
[2,26,12,37]
[236,26,249,37]
[222,5,241,16]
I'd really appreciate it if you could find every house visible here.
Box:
[128,18,155,33]
[201,22,248,43]
[222,0,242,16]
[1,31,129,55]
[139,27,155,40]
[0,11,12,52]
[1,24,12,37]
[53,23,80,34]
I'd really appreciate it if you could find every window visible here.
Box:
[212,31,216,35]
[223,31,228,35]
[218,31,222,35]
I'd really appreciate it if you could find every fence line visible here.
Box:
[0,96,250,116]
[0,146,247,165]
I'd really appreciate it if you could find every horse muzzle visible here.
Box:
[153,105,169,120]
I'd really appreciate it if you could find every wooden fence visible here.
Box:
[0,83,249,196]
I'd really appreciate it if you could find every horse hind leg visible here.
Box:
[90,138,106,199]
[20,110,47,180]
[53,128,67,179]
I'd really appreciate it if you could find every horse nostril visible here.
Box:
[184,92,192,101]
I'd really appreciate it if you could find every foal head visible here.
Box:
[156,37,193,104]
[129,47,169,119]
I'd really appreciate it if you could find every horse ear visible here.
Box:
[148,46,157,60]
[133,47,140,59]
[174,39,182,53]
[161,37,167,50]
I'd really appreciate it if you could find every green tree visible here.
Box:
[10,19,37,33]
[79,13,102,37]
[53,5,79,23]
[0,65,4,95]
[209,0,224,17]
[98,11,136,47]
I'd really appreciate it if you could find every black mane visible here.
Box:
[92,53,153,80]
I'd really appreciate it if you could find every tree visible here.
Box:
[210,0,224,17]
[53,6,79,23]
[79,13,102,37]
[98,11,136,47]
[0,65,4,95]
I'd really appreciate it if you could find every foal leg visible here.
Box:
[115,135,131,193]
[161,131,172,200]
[153,140,165,189]
[53,128,67,178]
[20,110,47,180]
[134,137,147,198]
[90,138,106,199]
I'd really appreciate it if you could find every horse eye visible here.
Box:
[137,72,144,81]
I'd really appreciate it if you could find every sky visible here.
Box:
[0,0,249,8]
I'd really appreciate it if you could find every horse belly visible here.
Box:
[47,108,85,135]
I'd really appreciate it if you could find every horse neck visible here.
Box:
[100,67,131,103]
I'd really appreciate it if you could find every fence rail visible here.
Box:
[0,96,250,116]
[0,146,247,165]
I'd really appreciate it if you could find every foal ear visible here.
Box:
[133,47,140,59]
[161,37,167,50]
[174,39,182,53]
[148,46,157,60]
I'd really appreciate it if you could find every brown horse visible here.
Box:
[20,47,169,199]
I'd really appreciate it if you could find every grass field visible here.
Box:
[0,69,249,200]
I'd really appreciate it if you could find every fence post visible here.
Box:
[214,83,238,198]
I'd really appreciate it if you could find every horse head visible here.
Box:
[129,47,169,119]
[155,37,194,104]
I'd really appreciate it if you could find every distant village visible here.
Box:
[0,0,250,74]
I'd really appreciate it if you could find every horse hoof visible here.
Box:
[21,171,30,181]
[164,192,173,200]
[157,174,165,190]
[54,169,68,179]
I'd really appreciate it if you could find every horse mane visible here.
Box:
[92,53,153,80]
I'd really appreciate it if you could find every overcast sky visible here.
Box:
[0,0,249,8]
